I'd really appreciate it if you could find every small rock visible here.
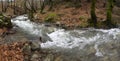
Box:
[44,54,54,61]
[55,56,63,61]
[55,21,61,26]
[31,41,41,51]
[31,53,39,61]
[22,42,31,55]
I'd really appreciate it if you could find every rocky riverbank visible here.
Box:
[0,38,45,61]
[0,37,65,61]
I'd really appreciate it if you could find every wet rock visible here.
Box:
[85,45,96,55]
[31,52,41,61]
[55,21,61,27]
[44,23,52,27]
[22,42,32,55]
[54,56,63,61]
[44,54,54,61]
[7,29,16,34]
[31,41,41,51]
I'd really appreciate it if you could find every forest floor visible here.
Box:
[33,0,107,28]
[0,0,108,29]
[0,40,24,61]
[0,0,120,29]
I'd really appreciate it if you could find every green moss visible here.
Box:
[80,22,88,28]
[79,16,85,20]
[0,13,12,28]
[79,17,89,28]
[44,13,59,23]
[105,0,116,28]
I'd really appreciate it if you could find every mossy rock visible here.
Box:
[0,13,12,28]
[4,17,13,28]
[44,13,60,23]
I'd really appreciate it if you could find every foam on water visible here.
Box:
[11,15,42,36]
[11,15,56,37]
[41,30,100,49]
[41,28,120,48]
[96,28,120,39]
[11,15,120,57]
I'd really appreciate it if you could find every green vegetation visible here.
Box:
[79,16,85,20]
[105,0,116,28]
[44,13,59,23]
[80,21,88,28]
[0,13,12,28]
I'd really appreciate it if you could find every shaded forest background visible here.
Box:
[0,0,120,29]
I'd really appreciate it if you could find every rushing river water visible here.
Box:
[11,15,120,61]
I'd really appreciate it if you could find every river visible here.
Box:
[11,15,120,61]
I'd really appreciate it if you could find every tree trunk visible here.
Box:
[106,0,115,28]
[13,0,16,14]
[40,1,45,13]
[90,0,97,27]
[1,0,4,12]
[24,0,27,13]
[48,0,53,11]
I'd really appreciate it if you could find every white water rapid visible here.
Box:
[11,15,120,59]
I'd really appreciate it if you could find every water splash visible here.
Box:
[11,15,56,42]
[11,15,120,58]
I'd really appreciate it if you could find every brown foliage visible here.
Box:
[0,42,25,61]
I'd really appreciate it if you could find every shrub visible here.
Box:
[0,13,12,28]
[44,13,59,23]
[79,16,85,20]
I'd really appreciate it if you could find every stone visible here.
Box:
[22,42,31,55]
[44,54,54,61]
[55,56,63,61]
[31,41,41,51]
[31,53,39,61]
